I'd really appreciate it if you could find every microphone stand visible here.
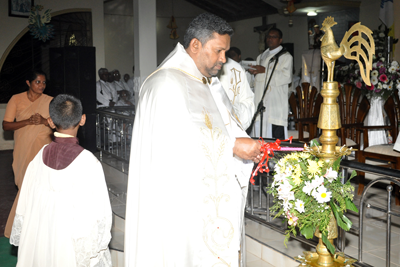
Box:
[246,57,281,136]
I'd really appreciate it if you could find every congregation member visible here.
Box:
[125,13,262,266]
[218,57,255,129]
[10,94,112,267]
[96,68,116,107]
[3,70,53,238]
[249,27,293,139]
[112,69,131,96]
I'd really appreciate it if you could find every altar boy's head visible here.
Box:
[48,94,86,135]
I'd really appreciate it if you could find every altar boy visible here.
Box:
[10,94,112,267]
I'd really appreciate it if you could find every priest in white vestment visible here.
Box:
[249,28,293,139]
[125,13,262,267]
[219,57,255,129]
[10,94,112,267]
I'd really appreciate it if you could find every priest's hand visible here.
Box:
[233,138,262,163]
[248,65,265,75]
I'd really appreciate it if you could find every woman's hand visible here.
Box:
[30,113,48,126]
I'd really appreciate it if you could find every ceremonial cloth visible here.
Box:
[125,43,253,267]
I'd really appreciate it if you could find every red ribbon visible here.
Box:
[249,136,293,185]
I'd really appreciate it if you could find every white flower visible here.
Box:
[379,32,385,37]
[371,70,379,77]
[324,167,338,183]
[389,66,397,73]
[282,199,293,212]
[312,175,324,188]
[381,57,386,62]
[388,81,393,90]
[377,82,383,89]
[391,61,399,67]
[373,62,377,68]
[302,181,314,195]
[383,83,388,89]
[315,186,332,203]
[397,81,400,90]
[342,66,349,71]
[295,199,305,213]
[378,53,383,58]
[371,76,378,85]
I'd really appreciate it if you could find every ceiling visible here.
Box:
[184,0,361,22]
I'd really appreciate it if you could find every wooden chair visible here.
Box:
[288,83,323,142]
[358,90,400,203]
[337,84,370,160]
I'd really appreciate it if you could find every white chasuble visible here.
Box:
[125,43,253,267]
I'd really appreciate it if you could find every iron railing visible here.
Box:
[96,107,135,162]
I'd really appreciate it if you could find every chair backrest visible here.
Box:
[338,84,370,145]
[384,89,400,143]
[288,83,322,139]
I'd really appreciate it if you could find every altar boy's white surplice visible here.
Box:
[125,43,253,267]
[10,147,112,267]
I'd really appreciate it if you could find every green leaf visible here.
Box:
[332,157,341,171]
[322,234,336,255]
[310,139,320,147]
[331,202,350,231]
[347,170,357,183]
[345,198,359,212]
[341,214,353,229]
[300,225,315,239]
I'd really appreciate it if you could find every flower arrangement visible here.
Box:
[334,26,400,101]
[268,151,358,254]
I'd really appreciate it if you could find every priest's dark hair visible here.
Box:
[269,27,283,39]
[49,94,83,130]
[183,13,233,49]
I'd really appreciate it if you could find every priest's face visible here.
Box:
[266,30,282,50]
[197,33,230,77]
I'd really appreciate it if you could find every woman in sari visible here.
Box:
[2,70,53,238]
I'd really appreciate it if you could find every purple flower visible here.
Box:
[379,67,386,74]
[355,81,362,89]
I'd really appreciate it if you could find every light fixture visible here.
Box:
[307,11,317,16]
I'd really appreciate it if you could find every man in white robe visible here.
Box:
[96,68,116,107]
[125,13,262,267]
[112,69,131,95]
[249,28,293,139]
[10,94,112,267]
[219,57,255,129]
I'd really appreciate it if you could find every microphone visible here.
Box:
[269,48,288,62]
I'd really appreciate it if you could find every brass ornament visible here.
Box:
[298,16,374,266]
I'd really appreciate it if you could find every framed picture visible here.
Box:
[9,0,34,18]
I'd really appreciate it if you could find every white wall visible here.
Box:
[104,0,135,77]
[0,104,14,150]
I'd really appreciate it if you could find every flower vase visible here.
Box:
[314,211,338,266]
[367,97,388,146]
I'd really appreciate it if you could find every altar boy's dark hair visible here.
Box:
[49,94,83,129]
